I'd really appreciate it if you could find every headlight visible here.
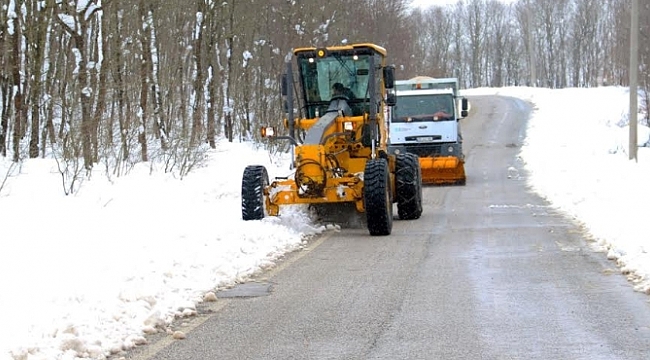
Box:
[343,121,354,131]
[260,127,276,138]
[394,149,401,155]
[447,146,454,153]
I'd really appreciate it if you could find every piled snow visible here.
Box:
[0,141,324,360]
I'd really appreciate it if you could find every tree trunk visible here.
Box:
[138,0,150,162]
[93,13,109,164]
[225,28,234,140]
[206,2,218,148]
[146,6,168,150]
[71,31,94,169]
[190,0,205,146]
[27,4,47,159]
[112,7,128,162]
[11,2,22,162]
[0,79,9,157]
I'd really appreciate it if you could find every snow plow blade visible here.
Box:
[419,156,466,185]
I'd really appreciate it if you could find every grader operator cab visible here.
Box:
[241,43,423,236]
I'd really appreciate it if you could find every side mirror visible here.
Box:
[461,97,469,111]
[383,65,395,89]
[386,93,396,106]
[281,74,288,96]
[461,110,468,118]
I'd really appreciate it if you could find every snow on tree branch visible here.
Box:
[242,50,252,68]
[6,0,17,35]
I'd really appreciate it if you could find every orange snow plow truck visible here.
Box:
[388,76,469,185]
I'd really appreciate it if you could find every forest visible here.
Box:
[0,0,648,183]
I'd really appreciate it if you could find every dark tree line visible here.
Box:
[0,0,647,178]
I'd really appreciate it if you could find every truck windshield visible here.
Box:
[393,94,455,122]
[297,54,370,103]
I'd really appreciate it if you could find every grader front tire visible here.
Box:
[241,165,269,220]
[364,159,393,236]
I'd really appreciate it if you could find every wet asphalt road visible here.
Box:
[125,95,650,360]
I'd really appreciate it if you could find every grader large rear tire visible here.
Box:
[241,165,269,220]
[364,159,393,236]
[396,153,423,220]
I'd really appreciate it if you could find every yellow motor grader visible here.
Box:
[241,43,423,236]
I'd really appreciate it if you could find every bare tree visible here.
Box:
[10,0,24,162]
[604,0,628,86]
[637,0,650,123]
[0,0,11,157]
[54,0,102,169]
[414,7,455,78]
[485,0,509,86]
[144,4,168,150]
[204,2,218,147]
[535,0,570,88]
[113,5,130,162]
[137,0,151,162]
[24,0,51,158]
[188,0,205,146]
[223,0,235,142]
[466,0,486,87]
[571,0,601,87]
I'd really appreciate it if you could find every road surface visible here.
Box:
[125,95,650,360]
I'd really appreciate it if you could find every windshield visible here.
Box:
[393,94,455,122]
[298,53,371,103]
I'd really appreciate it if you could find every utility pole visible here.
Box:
[629,0,639,161]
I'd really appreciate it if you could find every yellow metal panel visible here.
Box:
[266,177,364,211]
[293,43,387,56]
[420,156,466,185]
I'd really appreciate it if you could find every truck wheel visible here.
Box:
[364,158,393,236]
[396,153,423,220]
[241,165,269,220]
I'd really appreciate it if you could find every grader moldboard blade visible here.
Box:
[308,202,368,229]
[419,156,466,186]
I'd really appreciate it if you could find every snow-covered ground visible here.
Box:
[0,86,648,360]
